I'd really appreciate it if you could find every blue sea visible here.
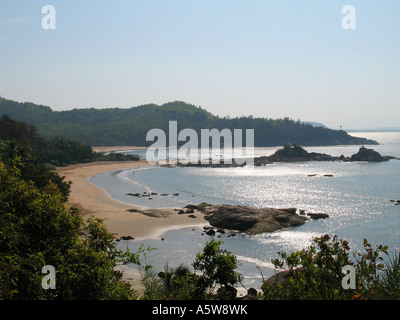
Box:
[90,132,400,288]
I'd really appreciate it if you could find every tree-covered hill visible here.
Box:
[0,115,140,167]
[0,96,378,147]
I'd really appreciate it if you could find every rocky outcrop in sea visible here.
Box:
[200,204,313,235]
[254,145,399,166]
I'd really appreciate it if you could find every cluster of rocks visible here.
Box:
[199,204,329,235]
[175,205,198,218]
[126,191,181,200]
[390,199,400,206]
[254,145,399,166]
[201,226,240,238]
[115,235,134,241]
[191,205,330,238]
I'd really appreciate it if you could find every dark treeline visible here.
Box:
[0,97,378,147]
[0,115,140,167]
[0,114,93,166]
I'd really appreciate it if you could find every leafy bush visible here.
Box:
[141,263,192,300]
[0,140,72,201]
[192,239,242,299]
[376,252,400,299]
[0,157,145,299]
[261,234,392,300]
[142,239,242,300]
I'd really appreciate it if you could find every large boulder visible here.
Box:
[306,213,330,220]
[349,146,398,162]
[203,205,309,234]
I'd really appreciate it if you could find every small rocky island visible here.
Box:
[202,205,307,234]
[254,144,399,166]
[197,204,328,235]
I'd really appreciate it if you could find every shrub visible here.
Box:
[0,160,145,300]
[192,239,242,299]
[142,239,242,300]
[261,234,390,300]
[376,252,400,299]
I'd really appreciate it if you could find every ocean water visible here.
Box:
[90,132,400,288]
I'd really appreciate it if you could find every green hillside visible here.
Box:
[0,96,378,147]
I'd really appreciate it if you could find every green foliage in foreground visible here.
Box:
[0,140,72,202]
[0,158,146,300]
[260,234,393,300]
[142,239,242,300]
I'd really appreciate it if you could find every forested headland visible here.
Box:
[0,114,139,167]
[0,96,377,147]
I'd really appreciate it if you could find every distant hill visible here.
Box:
[0,96,378,147]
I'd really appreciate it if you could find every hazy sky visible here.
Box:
[1,1,399,129]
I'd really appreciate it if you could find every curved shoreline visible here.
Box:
[56,161,208,240]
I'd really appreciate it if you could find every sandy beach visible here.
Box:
[56,160,208,240]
